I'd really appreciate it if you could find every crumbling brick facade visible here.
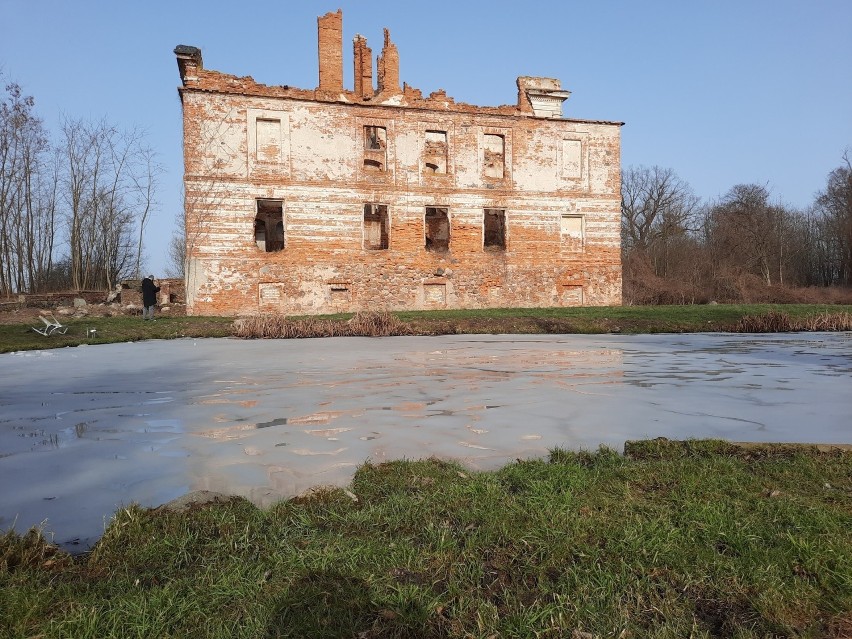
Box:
[175,11,623,317]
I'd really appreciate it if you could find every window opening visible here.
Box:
[364,204,389,250]
[425,207,450,252]
[363,125,387,172]
[483,133,505,178]
[255,199,284,252]
[484,209,506,250]
[365,126,386,150]
[424,130,447,174]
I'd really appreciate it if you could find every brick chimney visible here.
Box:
[174,45,203,85]
[353,34,373,98]
[317,9,343,92]
[377,28,400,95]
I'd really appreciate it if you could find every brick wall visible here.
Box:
[176,12,622,317]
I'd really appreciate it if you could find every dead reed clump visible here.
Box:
[234,311,411,339]
[233,314,288,338]
[346,310,412,337]
[734,311,852,333]
[800,311,852,331]
[734,310,794,333]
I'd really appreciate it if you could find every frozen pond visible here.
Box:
[1,332,850,550]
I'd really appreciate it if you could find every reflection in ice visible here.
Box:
[0,332,850,551]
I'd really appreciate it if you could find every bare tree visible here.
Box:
[59,118,159,291]
[708,184,795,287]
[166,205,186,278]
[0,79,55,295]
[813,150,852,286]
[131,144,162,279]
[621,166,700,275]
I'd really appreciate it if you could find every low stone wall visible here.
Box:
[18,291,107,308]
[120,278,185,306]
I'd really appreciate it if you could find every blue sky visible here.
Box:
[2,0,850,274]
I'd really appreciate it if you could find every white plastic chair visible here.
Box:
[32,313,69,336]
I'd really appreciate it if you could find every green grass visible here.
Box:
[395,303,852,335]
[2,441,850,638]
[0,314,234,353]
[3,304,851,353]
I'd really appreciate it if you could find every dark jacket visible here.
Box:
[141,278,160,307]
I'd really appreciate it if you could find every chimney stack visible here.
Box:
[353,34,373,97]
[377,28,400,95]
[317,9,344,92]
[174,45,203,84]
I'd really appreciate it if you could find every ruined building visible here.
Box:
[175,10,622,316]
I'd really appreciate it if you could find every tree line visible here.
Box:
[621,155,852,305]
[0,78,160,297]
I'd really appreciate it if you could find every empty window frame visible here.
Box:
[363,125,387,171]
[424,130,448,174]
[425,207,450,252]
[560,214,584,249]
[255,199,284,252]
[483,209,506,250]
[483,133,505,178]
[365,125,386,150]
[363,204,389,250]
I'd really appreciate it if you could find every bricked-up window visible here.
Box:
[562,139,582,179]
[560,214,584,250]
[255,199,284,252]
[424,130,447,173]
[425,207,450,252]
[363,204,389,250]
[256,118,281,163]
[363,125,387,171]
[483,134,505,178]
[484,209,506,250]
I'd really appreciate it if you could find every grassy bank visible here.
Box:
[2,441,850,638]
[0,314,233,354]
[2,303,851,353]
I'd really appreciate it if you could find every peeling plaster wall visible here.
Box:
[178,38,622,317]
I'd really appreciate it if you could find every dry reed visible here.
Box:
[233,311,412,339]
[734,311,852,333]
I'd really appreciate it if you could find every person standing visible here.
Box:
[141,275,160,320]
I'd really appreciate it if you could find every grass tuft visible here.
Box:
[0,527,71,573]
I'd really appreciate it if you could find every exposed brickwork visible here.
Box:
[317,10,343,93]
[174,12,623,317]
[377,29,400,96]
[353,35,372,98]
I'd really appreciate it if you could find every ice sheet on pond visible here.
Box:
[1,333,850,550]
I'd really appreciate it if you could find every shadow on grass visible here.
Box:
[267,572,374,638]
[267,571,445,638]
